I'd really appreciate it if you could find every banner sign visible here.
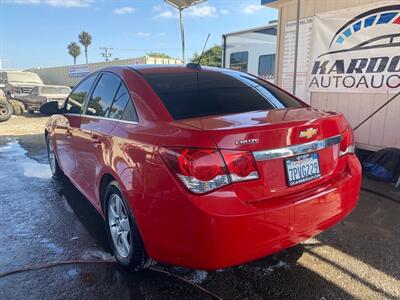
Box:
[309,1,400,93]
[68,65,90,78]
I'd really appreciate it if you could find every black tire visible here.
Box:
[46,135,63,177]
[104,181,154,271]
[28,109,35,114]
[0,100,13,122]
[8,100,24,116]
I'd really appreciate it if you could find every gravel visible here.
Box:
[0,114,49,136]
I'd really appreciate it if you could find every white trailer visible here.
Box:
[222,23,277,82]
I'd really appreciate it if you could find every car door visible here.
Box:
[72,72,122,208]
[53,74,97,179]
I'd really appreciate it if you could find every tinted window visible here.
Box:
[230,52,248,72]
[109,84,130,120]
[143,71,302,120]
[258,54,275,79]
[86,73,120,117]
[67,74,97,113]
[122,101,138,122]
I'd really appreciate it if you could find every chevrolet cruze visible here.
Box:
[42,65,361,271]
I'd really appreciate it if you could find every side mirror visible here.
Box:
[40,101,60,115]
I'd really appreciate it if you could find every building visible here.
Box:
[222,23,277,82]
[27,56,183,88]
[262,0,400,151]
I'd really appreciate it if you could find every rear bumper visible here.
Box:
[135,155,361,270]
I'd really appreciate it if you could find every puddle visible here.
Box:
[263,260,290,273]
[62,195,74,213]
[188,270,208,284]
[81,249,115,261]
[67,268,79,278]
[171,267,209,284]
[40,238,65,255]
[0,140,51,179]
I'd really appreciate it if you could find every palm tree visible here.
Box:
[79,31,92,64]
[67,42,81,65]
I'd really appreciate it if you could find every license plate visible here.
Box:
[285,153,321,186]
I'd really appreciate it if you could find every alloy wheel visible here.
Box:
[108,194,131,258]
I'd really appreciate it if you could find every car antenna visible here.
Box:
[187,33,210,70]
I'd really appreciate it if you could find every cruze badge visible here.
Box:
[235,138,259,146]
[299,128,318,139]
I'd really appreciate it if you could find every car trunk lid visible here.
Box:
[178,108,348,202]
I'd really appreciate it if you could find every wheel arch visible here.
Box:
[99,173,116,214]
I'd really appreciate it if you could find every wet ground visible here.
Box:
[0,134,399,300]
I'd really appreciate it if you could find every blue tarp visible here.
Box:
[363,148,400,183]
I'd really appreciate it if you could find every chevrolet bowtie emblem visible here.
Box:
[299,128,318,139]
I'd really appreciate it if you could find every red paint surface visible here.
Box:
[46,66,361,270]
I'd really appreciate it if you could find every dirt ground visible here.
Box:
[0,114,49,136]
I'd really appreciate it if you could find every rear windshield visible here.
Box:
[143,70,302,120]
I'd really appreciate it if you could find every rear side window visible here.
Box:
[68,74,97,113]
[230,52,248,72]
[121,101,138,122]
[109,83,138,121]
[86,73,120,117]
[143,71,302,120]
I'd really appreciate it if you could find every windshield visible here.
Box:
[143,70,302,120]
[41,87,70,95]
[7,72,43,84]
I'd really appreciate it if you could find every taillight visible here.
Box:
[159,147,259,194]
[339,127,355,156]
[221,150,259,183]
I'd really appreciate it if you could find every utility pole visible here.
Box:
[100,47,113,62]
[179,9,185,64]
[292,0,301,96]
[164,0,206,64]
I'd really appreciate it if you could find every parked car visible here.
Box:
[41,65,362,271]
[0,89,13,122]
[20,85,71,113]
[0,71,44,100]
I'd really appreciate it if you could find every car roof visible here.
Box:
[99,64,233,76]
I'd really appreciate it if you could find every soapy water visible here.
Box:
[0,139,52,179]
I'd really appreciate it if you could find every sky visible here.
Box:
[0,0,277,69]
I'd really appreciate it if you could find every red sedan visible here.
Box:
[42,65,361,271]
